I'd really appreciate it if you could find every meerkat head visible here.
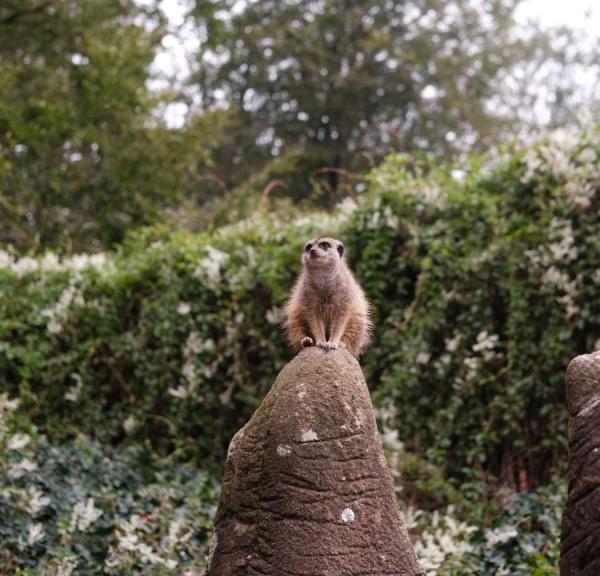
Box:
[301,236,344,270]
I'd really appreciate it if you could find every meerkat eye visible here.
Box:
[337,243,344,257]
[304,243,312,252]
[319,241,331,250]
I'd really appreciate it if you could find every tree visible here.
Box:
[0,0,225,253]
[188,0,599,202]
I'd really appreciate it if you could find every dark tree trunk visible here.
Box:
[206,347,424,576]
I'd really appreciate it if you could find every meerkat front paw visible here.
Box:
[301,336,314,348]
[317,341,338,351]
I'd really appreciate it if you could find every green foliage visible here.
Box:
[1,126,597,575]
[0,128,598,485]
[368,129,600,487]
[0,396,218,575]
[0,1,229,253]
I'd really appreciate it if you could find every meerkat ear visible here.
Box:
[337,242,344,257]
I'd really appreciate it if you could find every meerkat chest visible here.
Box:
[316,301,341,321]
[306,271,350,319]
[314,292,350,320]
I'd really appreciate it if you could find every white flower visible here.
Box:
[41,279,84,334]
[564,180,594,209]
[168,386,189,399]
[0,394,20,412]
[123,415,136,433]
[471,331,501,363]
[472,331,499,353]
[167,517,184,548]
[177,332,216,394]
[485,524,518,546]
[337,197,358,215]
[445,334,460,353]
[0,394,20,442]
[381,428,404,453]
[114,515,178,569]
[69,497,103,531]
[416,352,431,365]
[543,266,570,289]
[64,373,83,402]
[414,511,476,575]
[265,306,283,325]
[464,356,479,380]
[0,250,113,278]
[181,358,197,391]
[403,507,422,531]
[420,184,442,205]
[47,319,63,334]
[183,330,202,356]
[6,255,37,276]
[577,146,596,164]
[366,209,381,230]
[8,458,38,479]
[177,301,191,315]
[40,252,60,271]
[194,245,229,288]
[56,556,78,576]
[383,205,399,228]
[521,148,543,183]
[25,486,51,516]
[27,522,45,546]
[7,432,31,451]
[547,218,577,262]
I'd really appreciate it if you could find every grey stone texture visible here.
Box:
[561,350,600,576]
[207,347,425,576]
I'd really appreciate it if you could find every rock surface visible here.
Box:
[560,350,600,576]
[206,347,425,576]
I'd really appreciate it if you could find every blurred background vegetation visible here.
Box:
[0,0,599,574]
[1,0,598,252]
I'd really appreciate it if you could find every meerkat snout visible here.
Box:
[283,236,372,357]
[301,237,343,268]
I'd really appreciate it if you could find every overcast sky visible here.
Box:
[151,0,600,126]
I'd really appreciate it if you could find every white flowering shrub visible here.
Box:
[0,394,218,574]
[381,430,563,575]
[414,509,477,574]
[366,126,599,488]
[1,129,597,481]
[406,485,564,576]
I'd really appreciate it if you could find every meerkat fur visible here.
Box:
[283,236,372,357]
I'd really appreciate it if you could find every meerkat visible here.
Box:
[283,236,372,357]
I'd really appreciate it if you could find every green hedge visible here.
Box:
[1,128,599,486]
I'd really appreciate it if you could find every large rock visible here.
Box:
[206,347,424,576]
[560,350,600,576]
